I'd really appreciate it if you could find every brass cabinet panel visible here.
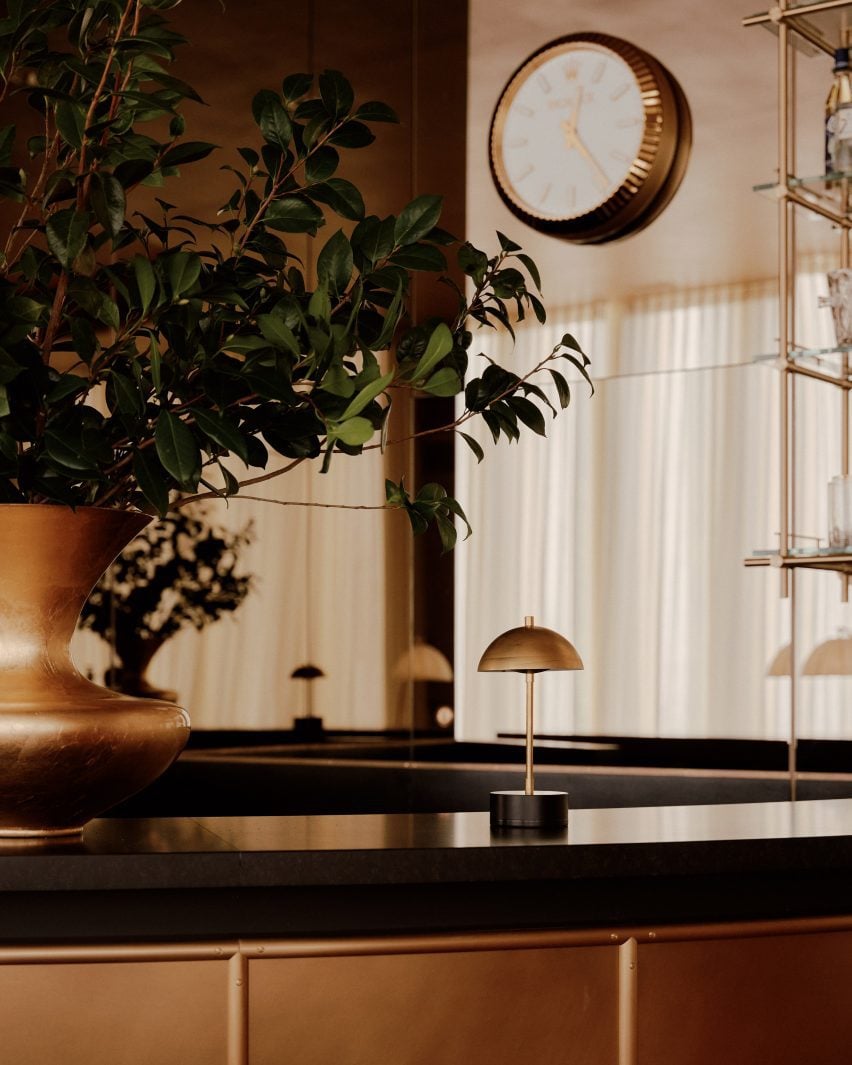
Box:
[0,960,228,1065]
[637,930,852,1065]
[249,945,619,1065]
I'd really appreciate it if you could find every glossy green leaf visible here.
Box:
[423,367,460,397]
[328,415,374,446]
[459,431,485,463]
[516,252,541,293]
[496,231,522,253]
[507,395,546,436]
[133,449,170,516]
[326,121,374,149]
[155,409,200,487]
[282,73,312,102]
[264,196,324,234]
[252,90,292,149]
[353,101,398,123]
[319,70,354,119]
[548,368,571,409]
[563,352,594,394]
[90,172,126,239]
[165,251,201,297]
[55,100,85,149]
[147,331,162,392]
[394,194,443,246]
[412,322,453,382]
[46,373,87,403]
[192,407,249,463]
[257,314,300,354]
[308,178,365,221]
[389,244,446,272]
[316,229,353,293]
[160,140,217,167]
[133,255,156,314]
[110,370,146,418]
[340,370,393,420]
[305,146,339,183]
[46,208,89,270]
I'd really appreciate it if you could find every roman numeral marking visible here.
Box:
[591,61,605,84]
[507,137,528,149]
[537,73,551,94]
[516,164,535,181]
[516,104,534,117]
[610,149,631,164]
[566,184,576,209]
[539,183,552,203]
[564,61,579,81]
[610,83,630,101]
[616,116,642,128]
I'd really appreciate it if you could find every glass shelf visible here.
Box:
[751,547,852,558]
[753,172,852,221]
[752,348,852,382]
[746,547,852,572]
[744,2,852,57]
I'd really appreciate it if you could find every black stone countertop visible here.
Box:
[2,797,852,891]
[3,800,852,940]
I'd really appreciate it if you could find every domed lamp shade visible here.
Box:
[478,615,583,828]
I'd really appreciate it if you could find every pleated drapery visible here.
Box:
[456,271,852,742]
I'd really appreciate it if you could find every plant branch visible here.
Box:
[193,493,386,512]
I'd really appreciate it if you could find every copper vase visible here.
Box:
[0,505,190,837]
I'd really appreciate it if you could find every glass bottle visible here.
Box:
[826,47,852,174]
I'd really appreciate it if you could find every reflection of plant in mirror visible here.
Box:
[79,509,254,692]
[0,0,592,549]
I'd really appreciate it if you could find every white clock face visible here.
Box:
[495,44,646,221]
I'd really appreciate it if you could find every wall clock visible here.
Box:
[489,33,691,244]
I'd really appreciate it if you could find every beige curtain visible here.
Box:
[456,271,852,742]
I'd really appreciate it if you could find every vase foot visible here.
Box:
[0,826,84,839]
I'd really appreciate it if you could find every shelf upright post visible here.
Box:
[778,2,799,798]
[841,10,851,601]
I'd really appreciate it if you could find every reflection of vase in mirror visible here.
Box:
[0,505,190,837]
[107,634,178,703]
[80,508,254,705]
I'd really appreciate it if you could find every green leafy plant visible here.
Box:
[0,0,591,548]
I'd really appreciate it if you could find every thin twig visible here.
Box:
[197,494,386,511]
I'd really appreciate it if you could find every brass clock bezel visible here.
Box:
[489,33,691,244]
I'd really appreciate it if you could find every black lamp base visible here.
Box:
[490,790,568,829]
[292,716,325,742]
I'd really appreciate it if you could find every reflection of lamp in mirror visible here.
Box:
[803,631,852,675]
[767,633,852,677]
[290,663,326,741]
[393,640,454,730]
[766,644,792,677]
[478,615,583,829]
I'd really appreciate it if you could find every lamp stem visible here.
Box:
[525,671,535,796]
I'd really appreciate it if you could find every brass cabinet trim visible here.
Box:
[2,913,852,966]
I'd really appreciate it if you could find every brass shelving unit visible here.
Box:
[744,0,852,795]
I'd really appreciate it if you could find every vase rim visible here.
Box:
[0,503,149,515]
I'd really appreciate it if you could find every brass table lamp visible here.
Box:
[478,615,583,828]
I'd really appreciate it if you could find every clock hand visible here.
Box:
[565,87,583,137]
[563,126,610,189]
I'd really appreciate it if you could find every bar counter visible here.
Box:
[3,797,852,941]
[4,799,852,1064]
